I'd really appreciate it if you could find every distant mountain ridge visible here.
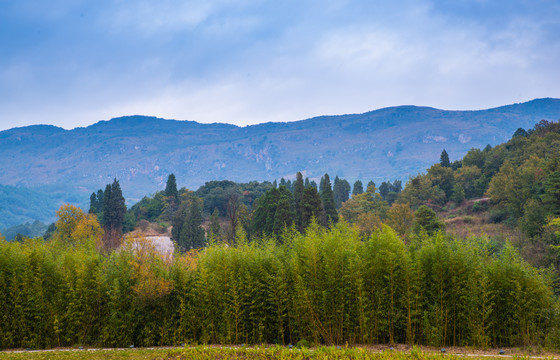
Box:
[0,98,559,229]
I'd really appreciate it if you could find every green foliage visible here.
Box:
[542,171,560,216]
[0,185,58,230]
[319,174,338,224]
[164,173,178,199]
[333,176,351,209]
[339,188,389,226]
[101,180,126,231]
[209,207,221,241]
[398,120,560,242]
[301,187,326,228]
[1,220,48,241]
[440,149,450,167]
[450,183,465,204]
[0,222,558,349]
[178,198,206,250]
[353,180,364,195]
[413,205,445,235]
[294,172,305,231]
[252,186,296,238]
[196,180,273,216]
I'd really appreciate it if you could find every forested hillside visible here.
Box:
[1,98,559,228]
[2,119,560,350]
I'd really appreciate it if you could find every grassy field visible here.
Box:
[1,346,559,360]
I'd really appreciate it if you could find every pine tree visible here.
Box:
[165,173,178,199]
[102,184,112,228]
[379,182,390,200]
[171,204,187,241]
[272,196,296,236]
[102,179,126,249]
[179,199,205,250]
[367,181,376,192]
[440,149,451,167]
[301,187,326,228]
[320,174,338,224]
[251,186,295,237]
[96,189,104,215]
[110,179,126,229]
[353,180,363,195]
[89,192,98,214]
[333,177,350,208]
[294,172,305,231]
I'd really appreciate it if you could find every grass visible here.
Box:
[1,346,558,360]
[0,347,182,360]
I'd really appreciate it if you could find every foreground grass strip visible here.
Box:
[0,348,183,360]
[1,346,558,360]
[172,346,531,360]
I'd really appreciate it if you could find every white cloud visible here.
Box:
[0,0,559,130]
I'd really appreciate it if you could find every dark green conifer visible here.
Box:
[301,186,326,228]
[165,173,178,199]
[179,199,205,250]
[353,180,363,195]
[171,204,187,241]
[440,149,451,167]
[294,172,305,230]
[89,192,98,214]
[319,174,338,224]
[333,177,350,208]
[101,179,126,249]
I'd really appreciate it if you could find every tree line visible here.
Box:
[0,219,558,349]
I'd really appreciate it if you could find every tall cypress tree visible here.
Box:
[101,179,126,249]
[171,204,187,241]
[301,186,326,228]
[333,177,350,209]
[353,180,363,195]
[272,196,296,236]
[319,174,338,224]
[294,172,305,231]
[102,184,113,229]
[110,179,126,230]
[165,173,178,199]
[440,149,451,167]
[89,192,98,214]
[179,199,205,250]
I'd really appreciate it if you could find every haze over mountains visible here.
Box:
[1,98,559,229]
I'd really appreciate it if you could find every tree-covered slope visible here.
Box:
[0,98,559,228]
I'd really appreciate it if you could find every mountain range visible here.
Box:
[1,98,559,229]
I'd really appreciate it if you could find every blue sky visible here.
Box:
[1,0,559,131]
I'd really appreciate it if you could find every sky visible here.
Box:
[1,0,559,131]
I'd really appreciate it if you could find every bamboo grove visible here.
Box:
[1,220,559,350]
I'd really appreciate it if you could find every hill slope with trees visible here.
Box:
[0,98,559,228]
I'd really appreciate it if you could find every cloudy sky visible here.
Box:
[1,0,559,131]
